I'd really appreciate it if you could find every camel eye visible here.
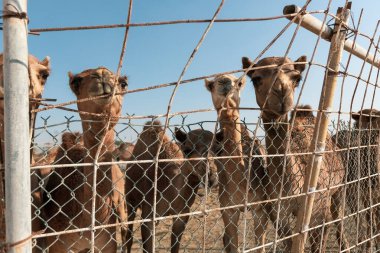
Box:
[121,81,128,89]
[119,77,128,89]
[251,76,262,86]
[293,74,302,86]
[40,70,49,80]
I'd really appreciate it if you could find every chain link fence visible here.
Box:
[0,0,380,252]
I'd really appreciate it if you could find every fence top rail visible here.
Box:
[284,4,380,68]
[27,11,327,34]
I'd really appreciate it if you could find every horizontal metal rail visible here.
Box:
[283,4,380,68]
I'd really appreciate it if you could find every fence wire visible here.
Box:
[0,0,380,253]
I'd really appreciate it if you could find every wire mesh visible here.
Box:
[0,0,379,252]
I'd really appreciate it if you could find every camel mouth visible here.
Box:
[264,106,289,118]
[264,99,293,117]
[92,94,113,105]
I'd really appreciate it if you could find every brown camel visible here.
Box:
[333,108,380,252]
[174,127,222,197]
[243,56,348,252]
[31,131,84,251]
[32,131,83,175]
[174,127,222,158]
[43,67,128,252]
[112,141,134,172]
[205,74,270,252]
[0,53,50,243]
[124,120,218,253]
[114,142,134,161]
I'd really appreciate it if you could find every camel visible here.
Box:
[242,56,348,252]
[42,67,128,252]
[112,142,134,171]
[32,131,83,175]
[174,127,223,197]
[205,74,270,252]
[333,108,380,252]
[114,142,134,161]
[174,127,222,157]
[31,131,84,250]
[0,53,50,243]
[124,120,218,253]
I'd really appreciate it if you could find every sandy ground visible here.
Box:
[119,187,369,253]
[32,185,376,253]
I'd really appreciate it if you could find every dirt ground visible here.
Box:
[33,186,375,252]
[121,187,368,253]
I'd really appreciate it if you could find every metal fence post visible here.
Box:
[2,0,31,252]
[291,3,351,252]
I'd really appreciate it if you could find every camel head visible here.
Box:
[68,67,128,120]
[175,128,223,156]
[242,56,307,121]
[61,132,84,150]
[174,128,221,188]
[114,142,134,161]
[352,108,380,129]
[28,55,51,102]
[205,74,246,113]
[0,53,50,111]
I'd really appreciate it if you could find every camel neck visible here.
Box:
[81,120,116,159]
[219,109,244,168]
[263,115,289,155]
[262,115,290,182]
[80,118,116,224]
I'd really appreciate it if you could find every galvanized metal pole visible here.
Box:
[291,4,350,252]
[2,0,31,252]
[283,4,380,69]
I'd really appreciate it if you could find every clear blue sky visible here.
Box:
[2,0,380,144]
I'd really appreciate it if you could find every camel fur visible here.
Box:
[243,56,348,252]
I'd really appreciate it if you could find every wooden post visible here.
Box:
[291,3,351,252]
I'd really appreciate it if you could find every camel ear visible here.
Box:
[61,132,80,150]
[40,56,51,69]
[205,79,215,92]
[242,57,255,77]
[294,55,307,73]
[118,76,128,91]
[68,72,82,96]
[174,127,187,143]
[242,57,253,70]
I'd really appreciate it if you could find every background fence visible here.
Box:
[1,0,380,252]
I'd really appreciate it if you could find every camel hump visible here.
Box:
[61,132,82,150]
[291,104,314,119]
[143,120,162,128]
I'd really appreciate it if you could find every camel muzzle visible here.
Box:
[102,83,113,94]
